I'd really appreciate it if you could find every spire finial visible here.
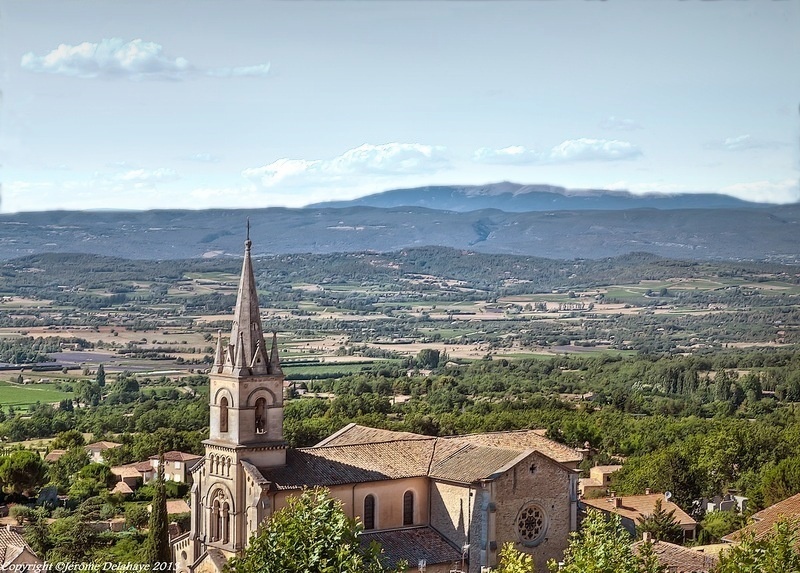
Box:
[245,218,252,251]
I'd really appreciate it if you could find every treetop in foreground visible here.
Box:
[225,487,403,573]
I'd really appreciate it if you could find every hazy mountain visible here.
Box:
[1,204,798,262]
[307,182,776,212]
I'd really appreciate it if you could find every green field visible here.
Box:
[0,380,74,406]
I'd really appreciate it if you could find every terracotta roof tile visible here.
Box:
[261,425,578,489]
[260,441,435,490]
[429,443,523,483]
[723,491,800,544]
[85,441,121,450]
[150,450,202,462]
[632,540,718,573]
[359,527,462,570]
[315,423,433,447]
[0,527,39,566]
[440,429,584,464]
[44,449,66,463]
[582,494,697,527]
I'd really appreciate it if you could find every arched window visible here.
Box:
[219,397,229,433]
[222,502,230,544]
[363,495,375,530]
[212,499,221,541]
[255,397,267,434]
[403,491,414,526]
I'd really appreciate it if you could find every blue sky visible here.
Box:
[1,0,798,212]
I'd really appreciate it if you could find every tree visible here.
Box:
[495,542,536,573]
[416,349,441,369]
[143,455,170,566]
[549,510,664,573]
[637,499,683,544]
[0,450,48,496]
[227,488,403,573]
[715,518,800,573]
[51,429,85,450]
[95,364,106,387]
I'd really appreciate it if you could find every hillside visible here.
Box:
[1,204,799,262]
[307,182,777,212]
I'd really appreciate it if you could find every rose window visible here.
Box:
[516,504,547,546]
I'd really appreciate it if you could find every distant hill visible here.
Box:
[307,182,776,212]
[1,204,799,262]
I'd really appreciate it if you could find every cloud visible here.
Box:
[719,179,799,203]
[606,179,800,204]
[599,116,642,131]
[113,168,179,183]
[243,143,450,188]
[207,64,271,78]
[186,153,221,163]
[473,139,642,165]
[719,134,787,151]
[21,38,270,80]
[472,146,540,165]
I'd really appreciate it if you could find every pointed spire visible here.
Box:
[213,330,224,373]
[269,332,282,375]
[222,224,276,377]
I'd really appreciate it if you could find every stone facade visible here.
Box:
[174,235,581,573]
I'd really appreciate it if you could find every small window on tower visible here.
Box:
[220,397,229,433]
[255,397,267,434]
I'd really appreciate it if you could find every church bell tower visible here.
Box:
[188,226,285,560]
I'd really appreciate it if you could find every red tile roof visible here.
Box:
[582,494,697,528]
[149,450,202,462]
[723,491,800,544]
[632,540,719,573]
[359,526,463,570]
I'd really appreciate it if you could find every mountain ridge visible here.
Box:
[307,182,783,212]
[1,204,798,263]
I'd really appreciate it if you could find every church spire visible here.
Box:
[222,226,275,376]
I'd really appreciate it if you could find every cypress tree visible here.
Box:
[144,454,171,566]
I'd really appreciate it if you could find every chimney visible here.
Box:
[642,531,653,543]
[645,488,652,495]
[613,497,623,508]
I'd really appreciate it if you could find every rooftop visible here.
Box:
[582,494,697,527]
[723,492,800,544]
[632,540,719,573]
[359,527,462,570]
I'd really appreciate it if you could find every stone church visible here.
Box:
[173,235,582,573]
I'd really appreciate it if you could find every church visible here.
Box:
[173,234,582,573]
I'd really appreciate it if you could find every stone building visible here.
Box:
[173,234,581,573]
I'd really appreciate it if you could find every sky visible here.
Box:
[1,0,798,213]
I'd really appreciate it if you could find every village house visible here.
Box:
[85,440,122,463]
[173,234,584,573]
[581,492,698,542]
[0,525,42,568]
[578,464,622,498]
[722,491,800,546]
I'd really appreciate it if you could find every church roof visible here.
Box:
[439,428,584,465]
[260,440,436,489]
[360,526,463,570]
[260,424,579,489]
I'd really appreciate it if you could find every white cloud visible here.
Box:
[21,38,191,80]
[472,146,540,165]
[720,134,786,151]
[113,168,179,183]
[207,64,271,78]
[606,179,800,204]
[21,38,270,80]
[719,179,799,203]
[243,143,450,188]
[473,139,642,165]
[186,153,221,163]
[599,116,642,131]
